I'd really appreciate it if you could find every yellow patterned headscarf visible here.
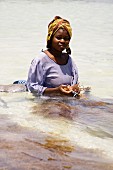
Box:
[46,16,72,53]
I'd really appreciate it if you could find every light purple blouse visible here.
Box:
[27,51,78,95]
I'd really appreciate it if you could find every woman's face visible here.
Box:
[51,28,70,52]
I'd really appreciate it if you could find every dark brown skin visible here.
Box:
[43,28,79,96]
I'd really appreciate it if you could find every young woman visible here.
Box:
[27,16,79,96]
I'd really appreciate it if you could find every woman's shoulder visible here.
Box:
[34,51,47,60]
[31,51,48,64]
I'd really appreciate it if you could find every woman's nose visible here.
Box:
[60,38,65,43]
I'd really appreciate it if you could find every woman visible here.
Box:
[27,16,79,96]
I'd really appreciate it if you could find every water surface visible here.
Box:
[0,0,113,169]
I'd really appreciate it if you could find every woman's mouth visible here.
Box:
[58,43,65,48]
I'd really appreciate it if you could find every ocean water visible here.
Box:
[0,0,113,169]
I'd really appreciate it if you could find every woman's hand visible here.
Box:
[44,85,72,96]
[44,84,81,97]
[59,85,72,94]
[71,84,81,94]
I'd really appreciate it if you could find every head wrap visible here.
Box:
[46,16,72,54]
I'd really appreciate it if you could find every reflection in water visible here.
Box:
[0,97,8,108]
[31,95,113,122]
[32,98,75,120]
[30,96,113,155]
[1,93,113,170]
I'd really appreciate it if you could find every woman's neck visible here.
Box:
[45,49,68,65]
[48,48,62,58]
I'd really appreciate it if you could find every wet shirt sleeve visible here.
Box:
[27,57,47,96]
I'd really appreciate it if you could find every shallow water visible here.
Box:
[1,93,113,169]
[0,0,113,169]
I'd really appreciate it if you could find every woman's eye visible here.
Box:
[56,36,62,40]
[64,37,70,41]
[56,37,70,41]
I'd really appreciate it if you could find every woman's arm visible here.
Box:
[44,84,73,96]
[27,57,47,95]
